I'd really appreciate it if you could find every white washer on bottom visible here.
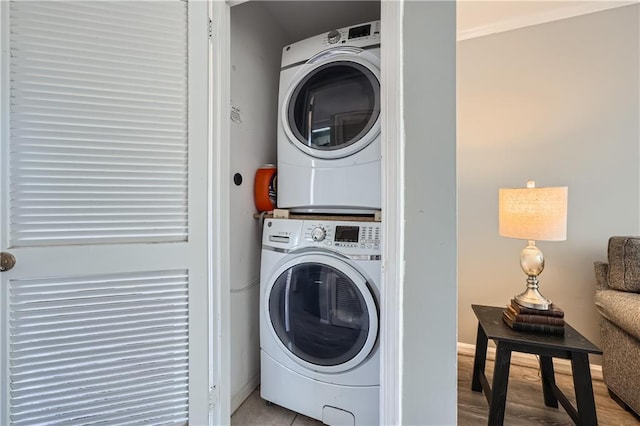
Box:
[260,219,381,425]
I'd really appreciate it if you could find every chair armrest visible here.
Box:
[594,261,609,290]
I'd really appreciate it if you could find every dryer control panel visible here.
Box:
[281,20,381,68]
[319,21,381,48]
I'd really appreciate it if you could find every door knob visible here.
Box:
[1,252,16,272]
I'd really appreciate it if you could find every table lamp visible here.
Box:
[499,180,568,310]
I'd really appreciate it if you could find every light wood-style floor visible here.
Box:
[231,353,639,425]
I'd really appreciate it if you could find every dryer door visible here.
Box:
[284,55,380,160]
[265,253,378,374]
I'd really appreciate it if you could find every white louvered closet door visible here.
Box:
[0,1,212,425]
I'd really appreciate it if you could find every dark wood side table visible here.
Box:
[471,305,602,425]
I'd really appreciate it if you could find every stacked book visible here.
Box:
[502,299,565,335]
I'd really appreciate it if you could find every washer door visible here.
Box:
[266,254,378,374]
[284,54,380,160]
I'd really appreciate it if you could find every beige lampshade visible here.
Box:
[499,181,568,241]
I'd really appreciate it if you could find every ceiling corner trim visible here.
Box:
[227,0,250,7]
[457,1,638,41]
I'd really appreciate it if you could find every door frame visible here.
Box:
[210,0,232,423]
[0,3,9,422]
[214,1,404,423]
[379,1,403,424]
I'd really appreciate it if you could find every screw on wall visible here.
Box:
[230,106,242,124]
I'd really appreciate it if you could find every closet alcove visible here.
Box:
[228,0,381,412]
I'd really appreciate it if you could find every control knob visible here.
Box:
[327,30,341,44]
[311,226,326,242]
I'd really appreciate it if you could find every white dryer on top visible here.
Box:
[277,21,381,214]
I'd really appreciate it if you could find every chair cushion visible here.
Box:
[607,236,640,293]
[595,289,640,341]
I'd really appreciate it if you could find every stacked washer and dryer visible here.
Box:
[260,21,382,426]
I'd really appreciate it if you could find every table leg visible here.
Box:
[539,356,559,408]
[472,321,488,392]
[571,352,598,426]
[487,342,512,426]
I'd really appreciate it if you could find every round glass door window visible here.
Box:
[288,61,380,151]
[269,262,374,367]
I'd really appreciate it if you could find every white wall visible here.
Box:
[229,2,286,411]
[402,1,458,424]
[457,4,640,350]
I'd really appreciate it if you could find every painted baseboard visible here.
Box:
[457,342,603,381]
[231,373,260,415]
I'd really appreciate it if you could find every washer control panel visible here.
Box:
[303,221,381,251]
[263,219,381,254]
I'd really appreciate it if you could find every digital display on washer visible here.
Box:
[335,226,359,242]
[348,24,371,39]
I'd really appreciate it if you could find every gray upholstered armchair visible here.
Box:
[594,236,640,417]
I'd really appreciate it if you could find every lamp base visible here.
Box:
[514,287,552,310]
